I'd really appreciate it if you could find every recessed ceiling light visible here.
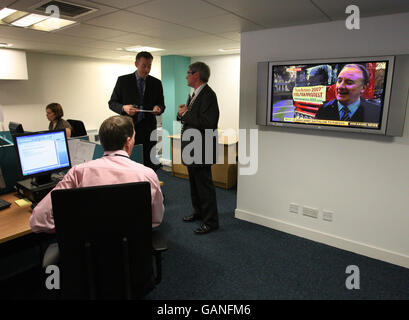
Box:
[0,8,16,20]
[11,13,48,27]
[218,48,240,52]
[31,17,76,31]
[0,42,13,48]
[124,46,164,53]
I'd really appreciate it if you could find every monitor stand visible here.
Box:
[16,177,59,204]
[31,174,56,188]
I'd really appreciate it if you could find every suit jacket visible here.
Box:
[315,98,381,123]
[179,84,219,167]
[108,73,165,131]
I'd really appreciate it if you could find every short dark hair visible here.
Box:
[99,116,134,151]
[136,51,153,62]
[46,103,64,120]
[189,62,210,83]
[343,64,369,86]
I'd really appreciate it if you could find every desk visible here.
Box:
[170,134,238,189]
[0,193,32,244]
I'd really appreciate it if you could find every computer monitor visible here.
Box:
[9,121,24,136]
[13,130,71,187]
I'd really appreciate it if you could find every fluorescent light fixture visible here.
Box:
[31,17,76,31]
[218,48,240,52]
[0,43,13,48]
[124,46,164,53]
[0,8,16,20]
[11,13,48,27]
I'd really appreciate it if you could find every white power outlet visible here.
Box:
[289,203,299,214]
[323,210,334,222]
[302,206,319,218]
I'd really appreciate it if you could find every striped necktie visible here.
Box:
[182,93,195,134]
[341,106,351,121]
[187,92,195,110]
[137,78,145,122]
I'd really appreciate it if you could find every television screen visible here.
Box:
[13,130,71,186]
[266,56,395,134]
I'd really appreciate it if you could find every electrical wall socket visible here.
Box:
[323,210,334,222]
[302,206,319,218]
[289,203,299,214]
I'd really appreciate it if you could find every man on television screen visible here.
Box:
[315,64,381,123]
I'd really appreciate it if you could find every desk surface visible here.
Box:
[0,193,32,244]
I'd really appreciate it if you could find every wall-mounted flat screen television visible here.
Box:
[256,55,409,136]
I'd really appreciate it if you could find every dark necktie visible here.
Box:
[187,92,195,110]
[137,78,145,122]
[341,106,351,121]
[182,92,195,134]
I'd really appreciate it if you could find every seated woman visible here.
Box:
[46,103,72,138]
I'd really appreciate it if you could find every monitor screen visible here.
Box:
[266,56,394,134]
[13,130,71,185]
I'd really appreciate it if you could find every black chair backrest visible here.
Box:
[51,182,153,299]
[8,121,24,136]
[67,119,87,137]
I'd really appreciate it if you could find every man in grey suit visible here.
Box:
[178,62,220,234]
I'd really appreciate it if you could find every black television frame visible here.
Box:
[12,129,72,186]
[256,55,409,136]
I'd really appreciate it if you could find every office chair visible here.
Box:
[49,182,167,299]
[67,119,87,137]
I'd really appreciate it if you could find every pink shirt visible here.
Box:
[30,150,164,233]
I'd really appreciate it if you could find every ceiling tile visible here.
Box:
[312,0,409,20]
[218,32,241,42]
[141,23,208,40]
[56,23,128,40]
[106,32,161,44]
[86,0,150,9]
[85,9,162,32]
[182,13,261,34]
[126,0,228,23]
[80,39,134,50]
[204,0,328,27]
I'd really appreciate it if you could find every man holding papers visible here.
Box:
[109,51,165,170]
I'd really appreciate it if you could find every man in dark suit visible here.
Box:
[109,51,165,170]
[315,64,381,123]
[178,62,220,235]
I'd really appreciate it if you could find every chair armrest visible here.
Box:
[152,230,168,252]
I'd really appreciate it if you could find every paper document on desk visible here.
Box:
[68,139,95,166]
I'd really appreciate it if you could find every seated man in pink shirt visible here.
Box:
[30,115,164,233]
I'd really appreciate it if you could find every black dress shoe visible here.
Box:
[194,224,218,235]
[183,214,199,222]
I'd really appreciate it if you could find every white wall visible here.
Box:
[192,54,240,132]
[0,52,161,132]
[237,12,409,268]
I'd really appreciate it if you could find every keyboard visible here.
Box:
[0,198,11,210]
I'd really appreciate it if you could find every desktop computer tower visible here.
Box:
[15,179,58,204]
